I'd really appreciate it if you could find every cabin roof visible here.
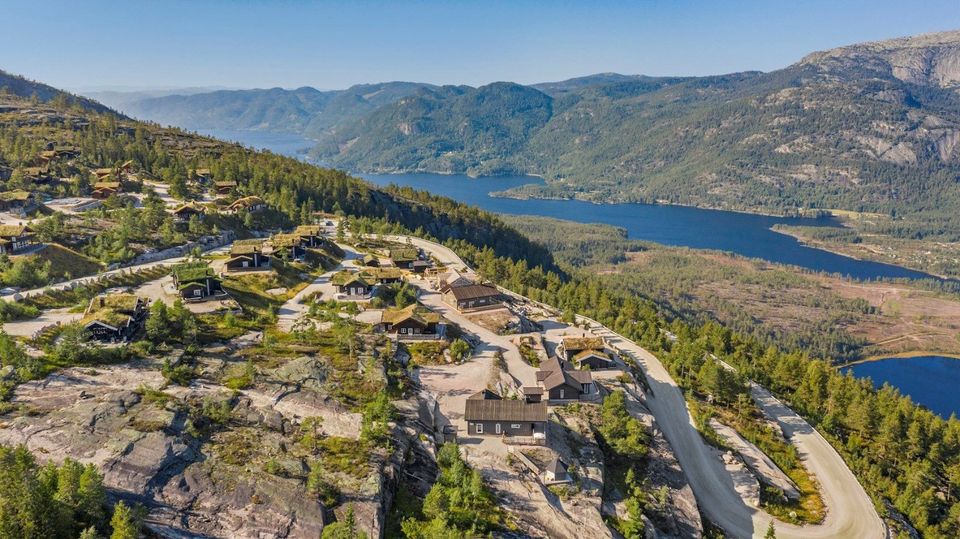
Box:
[230,239,264,255]
[381,304,440,326]
[0,224,31,236]
[0,190,34,202]
[464,399,547,422]
[448,284,500,301]
[561,336,606,353]
[172,262,216,282]
[331,271,371,287]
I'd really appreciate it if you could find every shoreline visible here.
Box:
[842,351,960,368]
[770,226,954,281]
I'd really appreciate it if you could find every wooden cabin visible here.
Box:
[225,240,270,271]
[82,294,147,342]
[464,391,547,440]
[214,180,237,195]
[172,263,224,301]
[227,195,266,214]
[172,203,205,223]
[91,181,121,199]
[0,190,40,216]
[380,304,442,338]
[389,247,421,269]
[531,357,596,401]
[557,336,616,370]
[331,271,373,297]
[0,224,35,254]
[441,283,501,312]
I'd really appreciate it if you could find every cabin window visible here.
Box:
[559,389,565,399]
[193,289,202,297]
[476,423,483,434]
[495,423,502,434]
[511,424,521,429]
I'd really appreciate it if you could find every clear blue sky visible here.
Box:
[4,0,960,91]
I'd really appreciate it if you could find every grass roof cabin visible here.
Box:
[172,262,223,300]
[226,239,270,271]
[331,270,373,297]
[82,293,147,342]
[381,304,443,338]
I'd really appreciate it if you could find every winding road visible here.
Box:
[398,235,884,538]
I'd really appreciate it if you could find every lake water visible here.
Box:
[201,129,936,281]
[198,129,316,161]
[360,172,935,282]
[844,356,960,418]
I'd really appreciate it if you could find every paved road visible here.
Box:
[587,321,884,538]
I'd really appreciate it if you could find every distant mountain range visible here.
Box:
[77,30,960,222]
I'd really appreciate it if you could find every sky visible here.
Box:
[3,0,960,92]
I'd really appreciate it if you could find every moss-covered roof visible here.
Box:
[231,239,264,255]
[331,271,371,287]
[82,294,143,328]
[361,267,403,281]
[172,262,216,283]
[294,224,323,236]
[270,233,301,248]
[87,293,141,313]
[562,336,606,353]
[0,190,34,202]
[228,196,265,209]
[382,304,440,325]
[389,247,420,262]
[0,224,31,236]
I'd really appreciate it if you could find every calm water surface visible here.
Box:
[845,356,960,418]
[361,172,935,282]
[202,130,936,281]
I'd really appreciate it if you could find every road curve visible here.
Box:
[588,322,885,539]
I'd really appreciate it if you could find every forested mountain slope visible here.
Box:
[316,31,960,228]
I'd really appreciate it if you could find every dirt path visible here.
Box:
[276,244,360,331]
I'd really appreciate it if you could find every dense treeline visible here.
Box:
[0,444,142,538]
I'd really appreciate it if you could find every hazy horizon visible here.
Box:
[5,0,960,92]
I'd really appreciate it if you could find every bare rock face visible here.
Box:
[622,386,703,538]
[800,29,960,89]
[0,363,328,538]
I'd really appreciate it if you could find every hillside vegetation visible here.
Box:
[108,31,960,239]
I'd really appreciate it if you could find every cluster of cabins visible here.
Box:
[222,225,332,273]
[464,335,619,447]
